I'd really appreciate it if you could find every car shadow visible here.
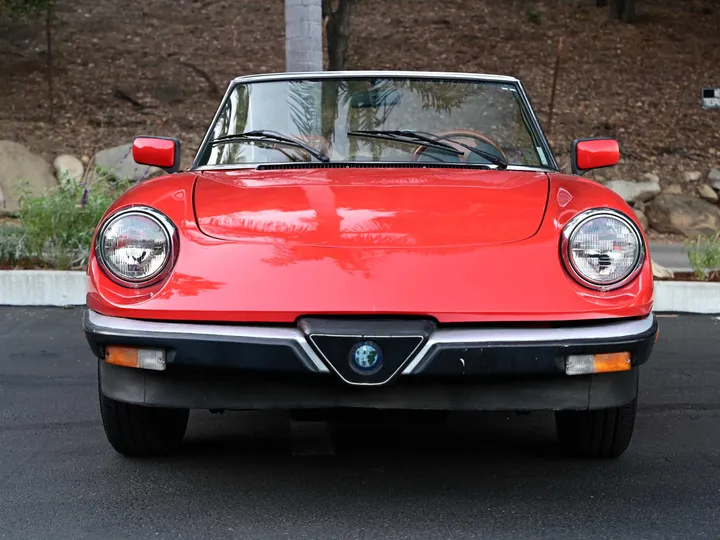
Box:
[98,409,637,528]
[172,409,575,464]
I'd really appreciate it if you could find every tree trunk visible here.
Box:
[547,37,564,136]
[610,0,636,23]
[45,2,54,123]
[285,0,323,72]
[624,0,636,23]
[324,0,351,71]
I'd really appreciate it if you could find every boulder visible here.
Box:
[664,184,684,195]
[652,261,674,280]
[646,194,720,236]
[709,168,720,190]
[604,180,661,204]
[53,154,84,184]
[88,143,164,182]
[641,172,660,184]
[633,208,649,231]
[0,141,57,214]
[697,184,718,203]
[683,171,702,182]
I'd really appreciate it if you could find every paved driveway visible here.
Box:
[1,308,718,539]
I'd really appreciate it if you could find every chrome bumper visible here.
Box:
[84,310,657,381]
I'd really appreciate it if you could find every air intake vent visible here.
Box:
[256,162,490,171]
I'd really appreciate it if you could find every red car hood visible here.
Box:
[194,168,550,247]
[89,170,654,322]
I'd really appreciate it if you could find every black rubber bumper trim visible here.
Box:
[99,361,639,411]
[414,316,657,376]
[83,315,320,374]
[85,311,657,378]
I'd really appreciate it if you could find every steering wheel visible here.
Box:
[411,130,508,164]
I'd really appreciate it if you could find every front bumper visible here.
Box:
[85,310,657,411]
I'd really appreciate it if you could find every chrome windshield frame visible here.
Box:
[190,71,560,172]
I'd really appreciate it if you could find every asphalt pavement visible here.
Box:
[1,308,719,540]
[649,242,692,272]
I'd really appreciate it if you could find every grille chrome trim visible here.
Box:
[307,333,426,386]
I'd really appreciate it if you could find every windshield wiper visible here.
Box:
[348,129,508,169]
[409,130,508,169]
[347,130,463,157]
[209,130,329,162]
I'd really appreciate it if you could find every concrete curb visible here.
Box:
[1,271,720,314]
[0,270,86,306]
[653,281,720,314]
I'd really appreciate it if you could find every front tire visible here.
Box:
[555,398,637,458]
[99,390,189,457]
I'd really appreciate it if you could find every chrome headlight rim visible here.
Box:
[561,208,645,291]
[95,206,178,288]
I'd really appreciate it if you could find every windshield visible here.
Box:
[195,77,552,169]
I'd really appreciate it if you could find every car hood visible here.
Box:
[194,167,550,247]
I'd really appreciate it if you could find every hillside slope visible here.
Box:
[0,0,717,185]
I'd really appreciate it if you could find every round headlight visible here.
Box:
[562,209,644,290]
[96,208,176,287]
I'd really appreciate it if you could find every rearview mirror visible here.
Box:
[571,138,620,175]
[132,136,182,173]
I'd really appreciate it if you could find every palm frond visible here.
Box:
[399,80,485,113]
[288,81,321,137]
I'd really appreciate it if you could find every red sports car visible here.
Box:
[83,71,657,458]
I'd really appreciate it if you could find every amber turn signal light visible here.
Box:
[105,346,166,371]
[566,352,631,376]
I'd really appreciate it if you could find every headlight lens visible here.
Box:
[97,208,175,286]
[562,210,644,289]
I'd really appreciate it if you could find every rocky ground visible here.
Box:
[0,0,719,239]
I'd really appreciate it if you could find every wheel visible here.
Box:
[555,398,637,458]
[99,390,189,457]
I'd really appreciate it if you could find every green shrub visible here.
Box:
[0,222,26,267]
[526,9,543,24]
[0,0,53,18]
[684,231,720,280]
[8,173,132,269]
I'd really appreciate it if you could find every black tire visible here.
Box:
[555,398,637,458]
[99,390,189,457]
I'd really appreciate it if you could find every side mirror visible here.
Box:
[132,136,182,173]
[571,138,620,175]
